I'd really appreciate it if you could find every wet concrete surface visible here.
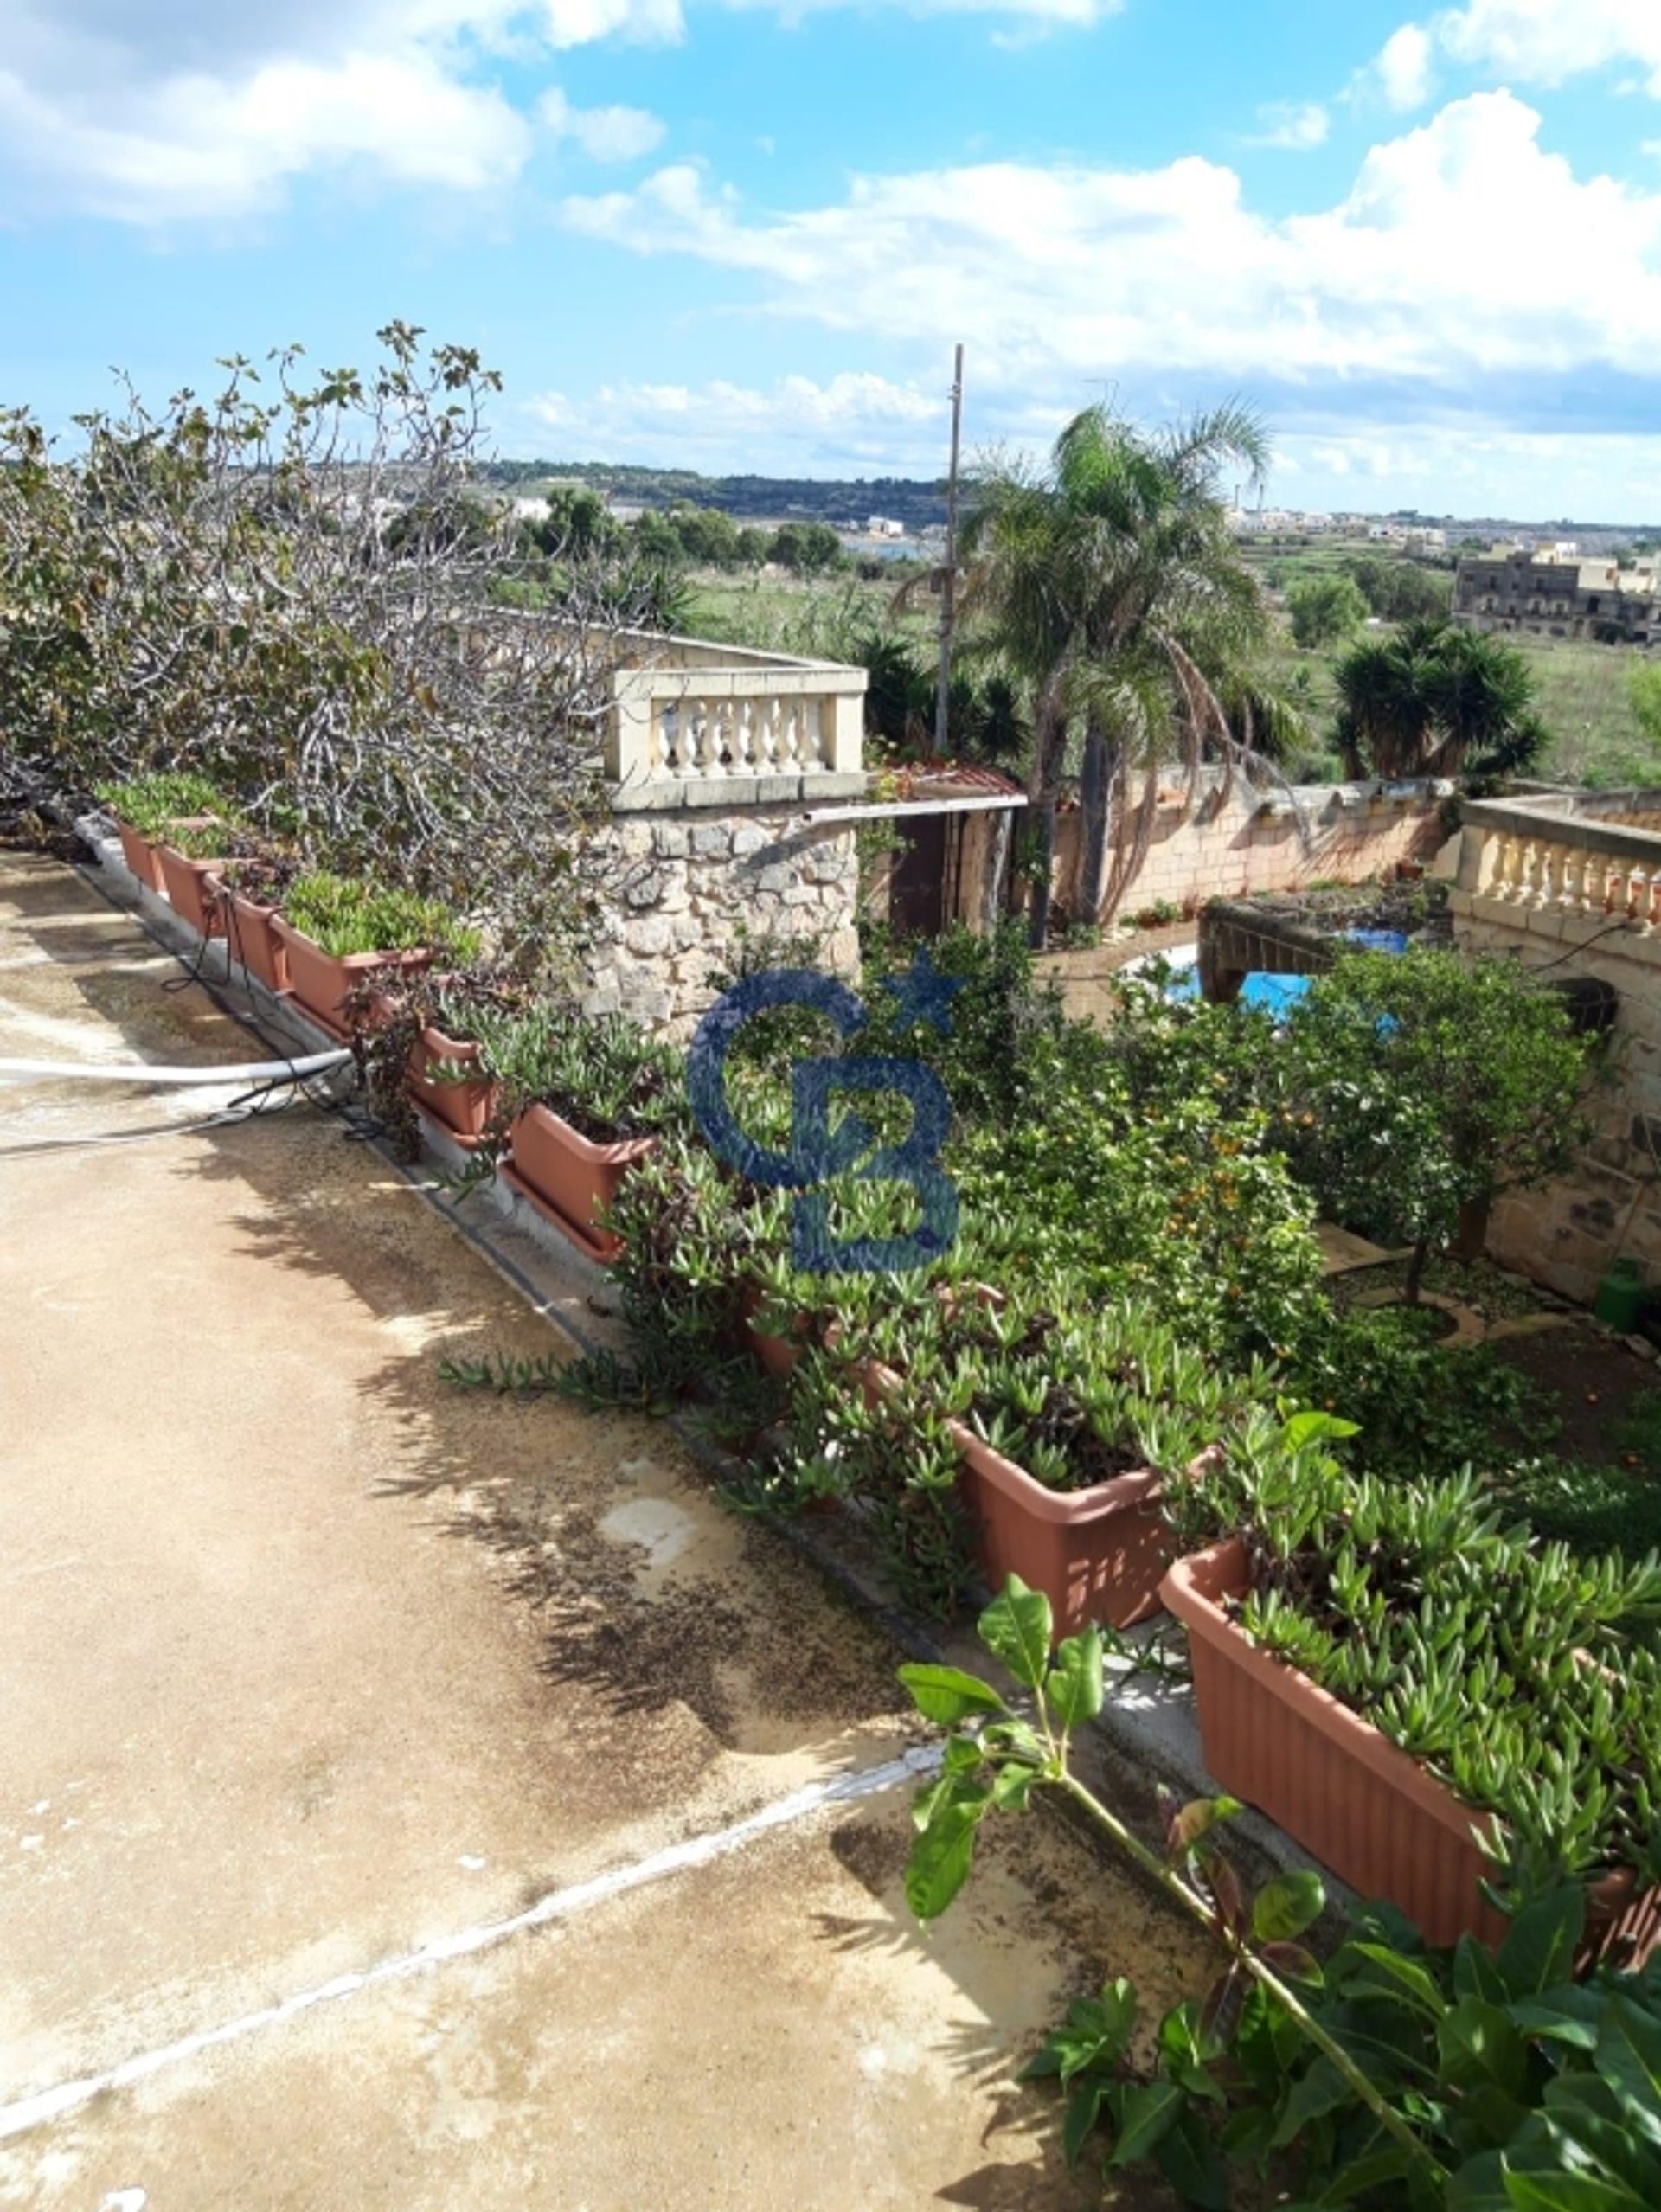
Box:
[0,850,1209,2208]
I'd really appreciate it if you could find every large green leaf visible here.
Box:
[1502,2168,1647,2210]
[904,1796,988,1920]
[978,1575,1053,1689]
[896,1663,1010,1726]
[1107,2078,1186,2165]
[1045,1626,1105,1727]
[1062,2077,1107,2165]
[1310,2130,1419,2206]
[1594,1999,1661,2140]
[1439,1997,1530,2101]
[1254,1870,1326,1943]
[1283,1409,1362,1448]
[1496,1888,1587,2000]
[1271,2057,1357,2149]
[1154,2101,1230,2210]
[1444,2150,1513,2211]
[1346,1942,1449,2022]
[1540,2092,1661,2202]
[1511,1988,1607,2054]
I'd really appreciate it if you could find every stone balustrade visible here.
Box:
[606,633,867,812]
[1456,795,1661,933]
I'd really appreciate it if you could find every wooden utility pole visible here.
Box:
[933,343,965,756]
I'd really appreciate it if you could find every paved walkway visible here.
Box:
[0,851,1204,2210]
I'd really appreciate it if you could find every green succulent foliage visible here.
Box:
[899,1578,1661,2211]
[99,771,239,842]
[461,998,690,1145]
[854,1284,1273,1497]
[283,870,479,960]
[1187,1426,1661,1900]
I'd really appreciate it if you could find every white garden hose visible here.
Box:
[0,1048,351,1086]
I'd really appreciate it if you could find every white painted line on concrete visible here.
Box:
[0,1743,944,2145]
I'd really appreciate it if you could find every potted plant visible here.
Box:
[390,978,521,1146]
[1160,1415,1661,1954]
[208,854,302,996]
[96,772,229,898]
[862,1295,1262,1634]
[491,1010,688,1260]
[271,873,477,1036]
[155,814,245,937]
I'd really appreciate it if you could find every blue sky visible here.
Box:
[3,0,1660,515]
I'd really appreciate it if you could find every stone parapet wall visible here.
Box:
[1452,882,1661,1303]
[584,802,861,1039]
[1049,780,1450,923]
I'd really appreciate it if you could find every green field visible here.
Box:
[683,547,1659,791]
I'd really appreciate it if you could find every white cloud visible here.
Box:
[1280,423,1661,515]
[539,87,664,160]
[1353,24,1436,112]
[0,48,531,221]
[1358,4,1661,111]
[1248,101,1330,151]
[523,371,950,467]
[0,0,1126,225]
[560,93,1661,394]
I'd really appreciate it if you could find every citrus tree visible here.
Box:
[1282,948,1593,1298]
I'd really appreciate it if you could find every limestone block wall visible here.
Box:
[1453,888,1661,1303]
[583,803,861,1038]
[1048,780,1450,922]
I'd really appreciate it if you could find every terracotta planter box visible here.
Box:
[113,819,164,893]
[503,1103,655,1262]
[407,1025,499,1144]
[269,919,431,1038]
[156,843,226,937]
[951,1425,1171,1635]
[863,1361,1171,1635]
[210,879,290,996]
[1163,1540,1661,1960]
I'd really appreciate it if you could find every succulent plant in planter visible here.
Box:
[272,871,478,1034]
[211,850,305,994]
[426,1002,689,1258]
[98,771,242,906]
[851,1292,1272,1634]
[1164,1419,1661,1950]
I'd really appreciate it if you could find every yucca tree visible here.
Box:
[954,403,1296,940]
[1334,618,1543,779]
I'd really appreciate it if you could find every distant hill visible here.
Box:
[478,460,948,529]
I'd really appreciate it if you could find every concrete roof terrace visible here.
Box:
[0,847,1207,2209]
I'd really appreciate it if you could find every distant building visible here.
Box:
[1454,547,1660,644]
[865,515,906,539]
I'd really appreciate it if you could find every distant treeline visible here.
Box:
[478,460,949,529]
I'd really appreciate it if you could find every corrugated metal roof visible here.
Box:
[894,760,1023,799]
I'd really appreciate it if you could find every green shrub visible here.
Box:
[1494,1456,1661,1565]
[901,1574,1661,2210]
[282,871,479,961]
[1281,948,1594,1296]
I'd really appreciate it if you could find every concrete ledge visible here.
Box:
[610,772,870,813]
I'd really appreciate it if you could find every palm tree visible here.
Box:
[1334,619,1543,779]
[952,403,1297,941]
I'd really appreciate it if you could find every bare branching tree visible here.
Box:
[0,324,671,978]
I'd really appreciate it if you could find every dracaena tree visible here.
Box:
[952,403,1303,943]
[0,324,671,978]
[1334,618,1544,781]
